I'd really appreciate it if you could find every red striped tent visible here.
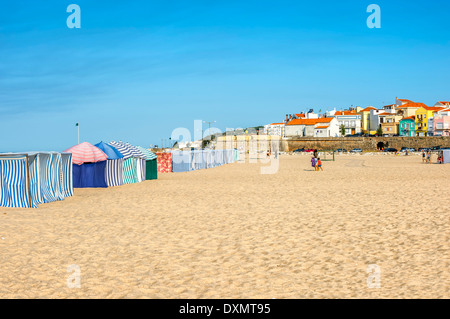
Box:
[63,142,108,188]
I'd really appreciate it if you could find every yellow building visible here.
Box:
[358,106,377,134]
[415,106,444,136]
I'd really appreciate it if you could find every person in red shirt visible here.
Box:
[317,158,323,171]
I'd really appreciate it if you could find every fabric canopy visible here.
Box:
[136,146,157,160]
[109,141,133,159]
[94,142,124,160]
[63,142,108,165]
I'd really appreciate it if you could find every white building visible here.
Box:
[285,117,339,137]
[263,123,285,136]
[331,111,362,135]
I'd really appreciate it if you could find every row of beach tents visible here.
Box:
[0,142,240,208]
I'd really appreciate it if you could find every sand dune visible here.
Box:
[0,153,448,298]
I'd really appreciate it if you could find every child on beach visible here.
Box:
[317,158,323,171]
[422,151,426,162]
[311,156,316,171]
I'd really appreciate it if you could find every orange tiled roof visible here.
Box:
[422,106,445,111]
[335,111,357,115]
[398,99,413,103]
[286,117,333,126]
[401,116,415,121]
[270,123,284,125]
[378,112,393,116]
[397,102,427,109]
[294,113,306,118]
[315,125,329,129]
[437,101,450,105]
[360,107,377,112]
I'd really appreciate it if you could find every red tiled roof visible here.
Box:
[422,106,445,111]
[270,123,284,125]
[397,102,427,109]
[437,101,450,105]
[315,125,329,129]
[398,99,413,103]
[360,107,377,112]
[294,113,306,118]
[335,111,357,115]
[401,116,415,121]
[378,112,393,116]
[286,117,333,126]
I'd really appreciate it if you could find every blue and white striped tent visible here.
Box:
[0,152,73,208]
[0,155,31,208]
[95,142,124,187]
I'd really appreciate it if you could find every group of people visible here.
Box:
[422,150,445,164]
[310,149,323,171]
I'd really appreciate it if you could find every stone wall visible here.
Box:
[283,136,450,152]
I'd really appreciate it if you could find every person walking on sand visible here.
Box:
[427,150,431,163]
[317,157,323,171]
[311,155,316,171]
[422,151,426,163]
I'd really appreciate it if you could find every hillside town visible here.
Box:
[264,98,450,138]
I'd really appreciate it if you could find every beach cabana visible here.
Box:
[61,153,74,198]
[30,152,66,205]
[155,152,172,173]
[63,142,108,188]
[0,152,73,208]
[109,141,145,184]
[443,150,450,164]
[172,150,192,172]
[95,142,124,187]
[136,146,158,180]
[0,154,31,208]
[123,142,147,182]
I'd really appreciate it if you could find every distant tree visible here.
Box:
[376,125,383,136]
[340,124,346,136]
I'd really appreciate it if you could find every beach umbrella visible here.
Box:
[63,142,108,165]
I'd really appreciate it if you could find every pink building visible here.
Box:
[432,114,450,136]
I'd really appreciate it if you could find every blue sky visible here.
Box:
[1,0,449,151]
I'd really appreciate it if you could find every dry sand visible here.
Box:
[0,153,449,298]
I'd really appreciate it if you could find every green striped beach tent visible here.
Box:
[136,146,158,180]
[108,141,146,184]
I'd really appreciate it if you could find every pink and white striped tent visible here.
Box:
[63,142,108,165]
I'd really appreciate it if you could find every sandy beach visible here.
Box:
[0,153,448,298]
